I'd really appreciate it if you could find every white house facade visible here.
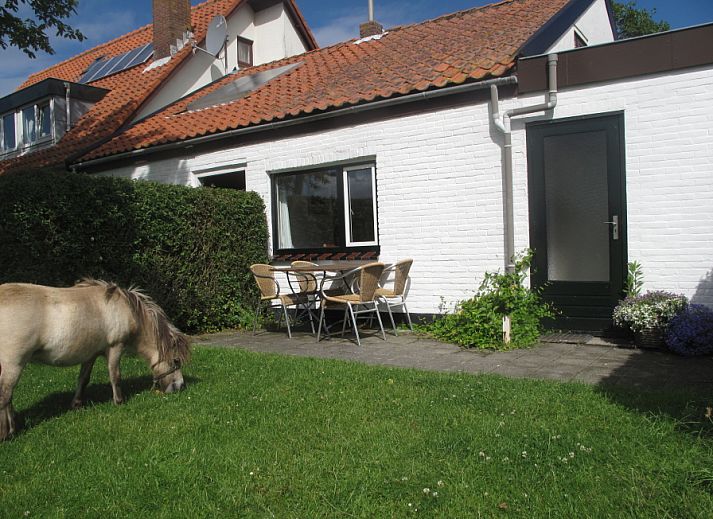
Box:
[81,15,713,332]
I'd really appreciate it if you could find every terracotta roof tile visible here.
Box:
[82,0,571,162]
[0,0,254,174]
[0,0,315,174]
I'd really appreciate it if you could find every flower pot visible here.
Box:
[634,327,665,350]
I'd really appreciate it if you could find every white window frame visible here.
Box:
[36,100,54,141]
[343,164,378,247]
[573,26,588,47]
[1,112,18,153]
[191,161,247,187]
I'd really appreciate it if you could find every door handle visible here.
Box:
[603,215,619,241]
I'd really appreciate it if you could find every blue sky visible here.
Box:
[1,0,712,97]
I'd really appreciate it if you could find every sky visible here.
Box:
[1,0,712,97]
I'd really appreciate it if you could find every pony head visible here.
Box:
[149,324,190,393]
[78,279,192,394]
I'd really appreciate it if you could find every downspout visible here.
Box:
[490,53,558,344]
[63,81,71,132]
[490,53,558,273]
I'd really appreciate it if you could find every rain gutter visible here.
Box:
[72,75,517,170]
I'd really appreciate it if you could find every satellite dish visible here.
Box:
[205,15,228,56]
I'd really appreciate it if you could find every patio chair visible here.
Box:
[290,260,320,294]
[375,258,414,335]
[250,263,314,338]
[316,262,386,347]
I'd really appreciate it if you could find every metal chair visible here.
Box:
[375,258,414,335]
[316,262,386,346]
[250,263,314,338]
[290,261,320,294]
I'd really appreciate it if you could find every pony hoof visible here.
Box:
[71,399,83,409]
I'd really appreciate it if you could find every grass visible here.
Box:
[1,347,712,518]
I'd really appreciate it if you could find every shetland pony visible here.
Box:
[0,279,190,440]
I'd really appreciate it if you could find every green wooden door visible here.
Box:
[526,114,627,332]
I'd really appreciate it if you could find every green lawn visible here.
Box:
[1,347,712,518]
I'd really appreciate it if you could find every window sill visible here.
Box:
[272,248,380,262]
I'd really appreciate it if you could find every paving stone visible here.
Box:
[193,330,713,389]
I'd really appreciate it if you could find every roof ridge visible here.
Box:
[385,0,519,34]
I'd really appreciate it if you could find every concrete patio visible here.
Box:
[194,328,713,390]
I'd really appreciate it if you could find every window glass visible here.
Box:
[22,106,36,144]
[238,38,253,67]
[346,167,376,244]
[2,114,15,150]
[574,32,587,48]
[276,170,339,249]
[38,103,51,138]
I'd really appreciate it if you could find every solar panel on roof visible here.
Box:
[78,44,154,84]
[186,62,302,112]
[129,44,153,68]
[79,58,107,83]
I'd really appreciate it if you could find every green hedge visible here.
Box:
[0,169,268,332]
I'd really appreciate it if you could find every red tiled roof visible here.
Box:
[0,0,316,175]
[82,0,571,163]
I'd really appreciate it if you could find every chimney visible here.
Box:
[153,0,192,59]
[359,0,383,38]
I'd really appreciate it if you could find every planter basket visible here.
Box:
[634,327,665,350]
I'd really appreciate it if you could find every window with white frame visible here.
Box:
[273,163,378,252]
[1,99,53,152]
[237,37,253,68]
[1,113,16,151]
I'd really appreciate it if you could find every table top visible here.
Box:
[270,261,369,273]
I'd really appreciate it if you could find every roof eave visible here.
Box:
[73,75,518,170]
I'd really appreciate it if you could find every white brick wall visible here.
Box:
[100,65,713,313]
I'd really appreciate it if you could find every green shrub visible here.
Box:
[0,168,268,332]
[420,251,554,349]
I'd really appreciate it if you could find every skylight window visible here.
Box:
[79,44,154,84]
[186,62,301,112]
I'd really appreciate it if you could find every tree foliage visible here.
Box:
[613,1,671,39]
[0,0,85,58]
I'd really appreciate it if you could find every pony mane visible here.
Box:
[74,278,190,364]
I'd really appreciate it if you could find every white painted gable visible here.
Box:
[547,0,615,52]
[133,1,310,122]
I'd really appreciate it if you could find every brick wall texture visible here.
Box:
[152,0,192,59]
[101,65,713,314]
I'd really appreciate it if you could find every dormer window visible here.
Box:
[19,102,52,146]
[1,113,16,151]
[237,37,253,68]
[0,78,108,158]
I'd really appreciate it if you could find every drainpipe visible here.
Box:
[490,53,558,343]
[491,53,558,273]
[64,81,72,132]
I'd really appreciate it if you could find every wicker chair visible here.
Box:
[250,263,314,338]
[375,259,414,335]
[290,261,320,294]
[316,262,386,346]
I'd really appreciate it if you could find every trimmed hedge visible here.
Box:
[0,169,268,332]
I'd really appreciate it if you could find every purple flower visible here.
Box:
[666,304,713,356]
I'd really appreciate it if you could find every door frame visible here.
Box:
[526,111,628,332]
